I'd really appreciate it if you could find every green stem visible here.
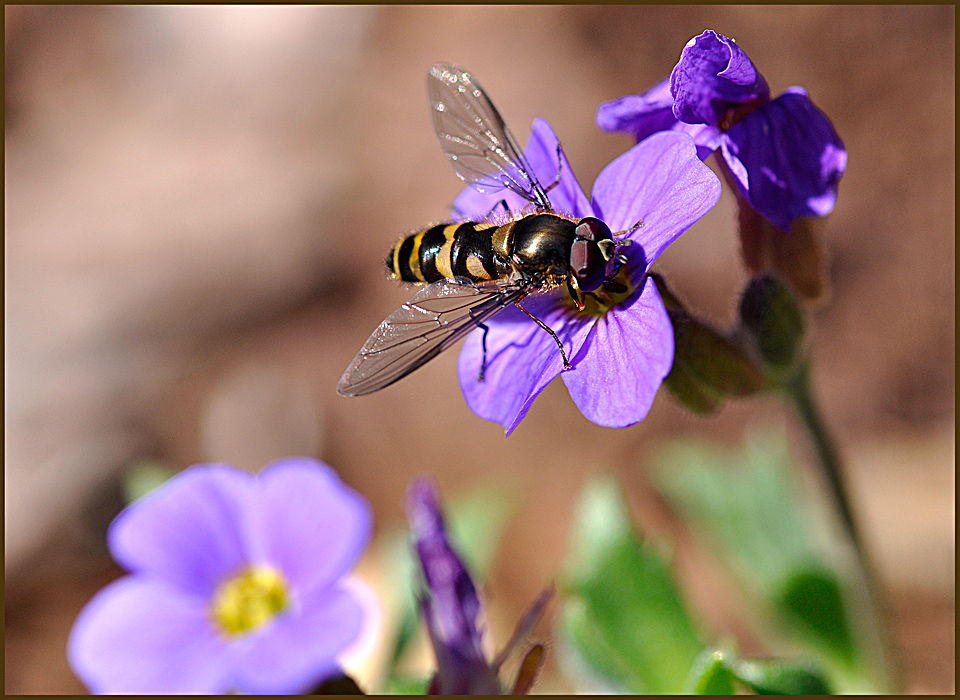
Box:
[783,362,899,691]
[785,364,863,556]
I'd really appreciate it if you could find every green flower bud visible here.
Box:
[738,274,805,377]
[652,275,766,414]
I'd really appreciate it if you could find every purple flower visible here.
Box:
[597,30,847,232]
[67,459,373,694]
[407,479,550,694]
[453,119,721,435]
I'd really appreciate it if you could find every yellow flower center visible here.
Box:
[565,267,637,317]
[212,566,289,638]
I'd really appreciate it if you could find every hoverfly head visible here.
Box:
[570,217,614,293]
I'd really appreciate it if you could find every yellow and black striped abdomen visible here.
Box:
[388,221,506,284]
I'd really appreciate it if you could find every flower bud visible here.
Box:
[652,275,766,414]
[738,274,805,376]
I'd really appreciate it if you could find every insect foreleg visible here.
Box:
[515,301,572,370]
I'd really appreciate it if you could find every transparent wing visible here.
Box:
[428,63,551,210]
[337,278,532,397]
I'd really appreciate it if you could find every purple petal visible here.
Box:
[452,118,592,221]
[108,465,256,597]
[67,575,231,694]
[671,30,770,125]
[230,583,365,694]
[561,278,673,427]
[591,131,722,271]
[406,479,501,694]
[254,458,372,594]
[457,295,594,435]
[596,80,722,160]
[523,118,593,217]
[596,79,676,142]
[406,480,485,660]
[721,87,847,231]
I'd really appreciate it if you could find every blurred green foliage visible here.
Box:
[653,426,878,691]
[558,474,704,693]
[556,470,837,694]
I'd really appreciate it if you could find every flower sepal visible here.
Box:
[653,274,766,414]
[735,181,830,302]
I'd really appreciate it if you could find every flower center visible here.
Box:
[212,566,289,637]
[565,267,636,317]
[719,98,765,131]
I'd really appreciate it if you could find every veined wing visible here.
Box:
[337,278,532,397]
[427,63,551,210]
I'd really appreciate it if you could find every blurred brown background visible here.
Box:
[5,5,954,693]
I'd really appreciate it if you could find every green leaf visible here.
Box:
[380,675,431,695]
[653,427,872,689]
[559,474,704,693]
[686,648,737,695]
[776,567,856,666]
[654,427,815,590]
[734,658,832,695]
[686,648,834,695]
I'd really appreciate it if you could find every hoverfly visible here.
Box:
[337,64,634,397]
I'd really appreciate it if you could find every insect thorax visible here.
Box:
[508,214,578,276]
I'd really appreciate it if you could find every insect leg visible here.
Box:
[484,199,511,222]
[477,322,490,382]
[515,301,572,370]
[455,199,511,224]
[566,276,586,311]
[542,143,565,196]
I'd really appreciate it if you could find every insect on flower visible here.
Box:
[336,64,638,397]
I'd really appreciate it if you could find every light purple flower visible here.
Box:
[406,479,551,695]
[68,459,373,694]
[597,30,847,232]
[453,118,721,435]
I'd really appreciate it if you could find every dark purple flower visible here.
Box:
[407,479,499,694]
[453,119,721,435]
[68,459,373,694]
[406,479,550,695]
[597,30,847,232]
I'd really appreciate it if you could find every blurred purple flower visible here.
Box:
[597,30,847,232]
[68,459,373,694]
[406,479,550,694]
[454,119,721,435]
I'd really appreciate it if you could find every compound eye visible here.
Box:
[575,217,612,243]
[570,239,605,293]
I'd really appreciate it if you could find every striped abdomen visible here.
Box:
[388,221,508,284]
